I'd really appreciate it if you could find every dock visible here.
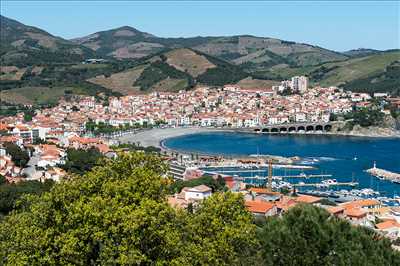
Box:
[232,174,332,179]
[201,164,314,170]
[292,182,359,187]
[366,165,400,183]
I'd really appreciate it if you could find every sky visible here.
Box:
[1,1,399,52]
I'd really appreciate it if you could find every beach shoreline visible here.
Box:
[116,126,400,163]
[117,127,400,150]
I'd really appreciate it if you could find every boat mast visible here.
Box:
[268,159,273,192]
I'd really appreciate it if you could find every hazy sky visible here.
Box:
[2,1,399,51]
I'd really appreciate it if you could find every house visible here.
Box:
[295,194,321,205]
[375,220,400,239]
[183,185,212,201]
[327,206,346,219]
[245,200,277,217]
[343,208,369,226]
[167,184,212,209]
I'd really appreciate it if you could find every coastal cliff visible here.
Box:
[333,115,400,137]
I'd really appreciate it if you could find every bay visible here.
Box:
[164,132,400,196]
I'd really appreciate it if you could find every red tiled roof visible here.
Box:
[245,200,275,214]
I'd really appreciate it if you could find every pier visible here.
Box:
[201,164,314,170]
[230,174,332,179]
[292,182,359,187]
[366,163,400,183]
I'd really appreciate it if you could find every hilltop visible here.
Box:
[0,15,96,66]
[1,16,399,105]
[72,27,348,70]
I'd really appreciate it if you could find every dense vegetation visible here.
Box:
[112,142,161,153]
[60,147,103,174]
[3,142,30,168]
[0,153,257,265]
[134,60,193,91]
[343,61,400,95]
[0,152,399,265]
[196,53,248,86]
[0,179,54,216]
[344,108,385,129]
[169,175,226,193]
[260,204,400,265]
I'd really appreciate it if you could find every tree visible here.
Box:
[0,179,54,215]
[61,147,103,174]
[0,153,258,265]
[169,175,226,194]
[23,110,35,122]
[258,204,400,265]
[182,192,260,265]
[3,142,29,168]
[0,175,6,185]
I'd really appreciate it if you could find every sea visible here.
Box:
[163,132,400,197]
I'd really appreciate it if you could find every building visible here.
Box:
[245,200,278,217]
[183,185,212,201]
[291,76,308,93]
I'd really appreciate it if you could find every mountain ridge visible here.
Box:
[1,15,399,106]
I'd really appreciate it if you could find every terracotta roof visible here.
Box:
[344,208,367,218]
[245,200,275,214]
[376,220,400,230]
[276,196,297,211]
[341,199,380,209]
[327,206,345,214]
[248,188,280,195]
[295,194,321,204]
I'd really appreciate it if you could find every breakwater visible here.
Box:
[366,165,400,183]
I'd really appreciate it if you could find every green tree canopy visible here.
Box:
[0,152,257,265]
[259,204,400,266]
[0,179,54,215]
[169,175,226,193]
[61,147,104,174]
[3,142,29,168]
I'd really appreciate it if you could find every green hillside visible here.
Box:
[316,50,400,86]
[342,61,400,95]
[87,48,248,94]
[0,16,96,66]
[255,50,400,92]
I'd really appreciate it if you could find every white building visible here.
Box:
[183,185,212,201]
[291,76,308,93]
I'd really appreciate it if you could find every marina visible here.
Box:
[164,132,400,199]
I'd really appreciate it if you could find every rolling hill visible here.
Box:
[0,15,96,66]
[259,50,400,88]
[1,15,399,106]
[72,27,349,71]
[87,48,248,94]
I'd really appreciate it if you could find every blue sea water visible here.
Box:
[163,132,400,196]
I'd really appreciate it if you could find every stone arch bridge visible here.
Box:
[251,122,334,134]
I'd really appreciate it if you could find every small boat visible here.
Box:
[322,179,338,185]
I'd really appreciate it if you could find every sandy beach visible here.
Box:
[117,127,227,148]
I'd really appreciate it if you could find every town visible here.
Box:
[1,76,400,244]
